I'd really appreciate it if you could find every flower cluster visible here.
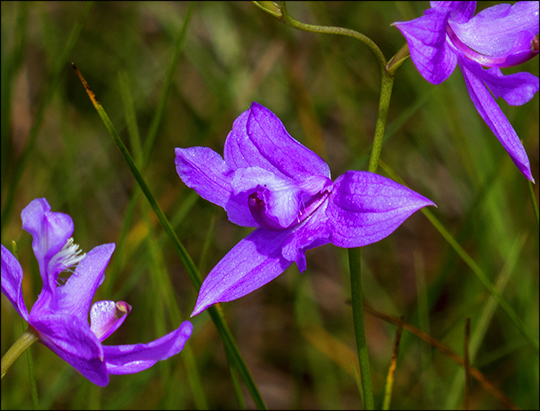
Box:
[393,1,539,181]
[1,198,192,386]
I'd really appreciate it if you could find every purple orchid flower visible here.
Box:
[393,1,539,182]
[1,198,193,386]
[175,102,435,316]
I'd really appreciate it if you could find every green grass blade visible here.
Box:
[528,180,539,226]
[348,247,375,410]
[225,349,247,409]
[445,234,527,409]
[142,1,195,167]
[380,160,540,356]
[72,64,267,409]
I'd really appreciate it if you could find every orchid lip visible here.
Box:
[248,187,332,231]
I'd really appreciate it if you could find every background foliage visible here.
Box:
[1,1,538,409]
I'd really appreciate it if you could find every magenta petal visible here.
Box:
[1,245,29,321]
[175,146,235,209]
[90,300,132,342]
[430,1,476,24]
[31,314,108,386]
[175,146,257,227]
[327,171,436,248]
[460,58,539,106]
[52,244,115,322]
[191,228,293,316]
[224,102,331,181]
[393,8,457,84]
[21,198,74,293]
[458,56,534,182]
[103,321,193,375]
[451,2,539,58]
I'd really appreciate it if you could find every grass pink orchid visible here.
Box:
[175,102,435,316]
[393,1,539,181]
[1,198,193,386]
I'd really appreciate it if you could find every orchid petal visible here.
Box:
[103,321,193,375]
[232,167,299,228]
[451,2,539,58]
[1,244,29,321]
[224,102,331,181]
[393,8,457,84]
[90,300,132,342]
[50,244,116,322]
[21,198,74,294]
[327,171,436,248]
[175,146,257,227]
[461,58,539,106]
[31,314,108,386]
[175,146,234,209]
[191,228,293,316]
[458,56,534,182]
[430,1,476,23]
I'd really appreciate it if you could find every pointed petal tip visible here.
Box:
[521,164,535,183]
[424,198,437,208]
[190,302,207,317]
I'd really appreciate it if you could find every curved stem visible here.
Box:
[277,2,387,69]
[1,327,40,379]
[255,3,404,407]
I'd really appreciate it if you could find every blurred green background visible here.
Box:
[1,1,538,409]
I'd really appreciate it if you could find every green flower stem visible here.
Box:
[72,65,266,409]
[348,70,395,410]
[349,58,396,411]
[258,3,403,408]
[368,73,395,174]
[1,327,40,379]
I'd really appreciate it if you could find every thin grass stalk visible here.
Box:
[413,250,435,407]
[379,159,540,356]
[72,64,267,410]
[382,317,403,410]
[106,1,194,295]
[142,2,195,167]
[528,180,539,226]
[22,321,39,411]
[464,317,471,410]
[364,305,519,410]
[348,247,374,409]
[445,234,526,409]
[225,349,247,410]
